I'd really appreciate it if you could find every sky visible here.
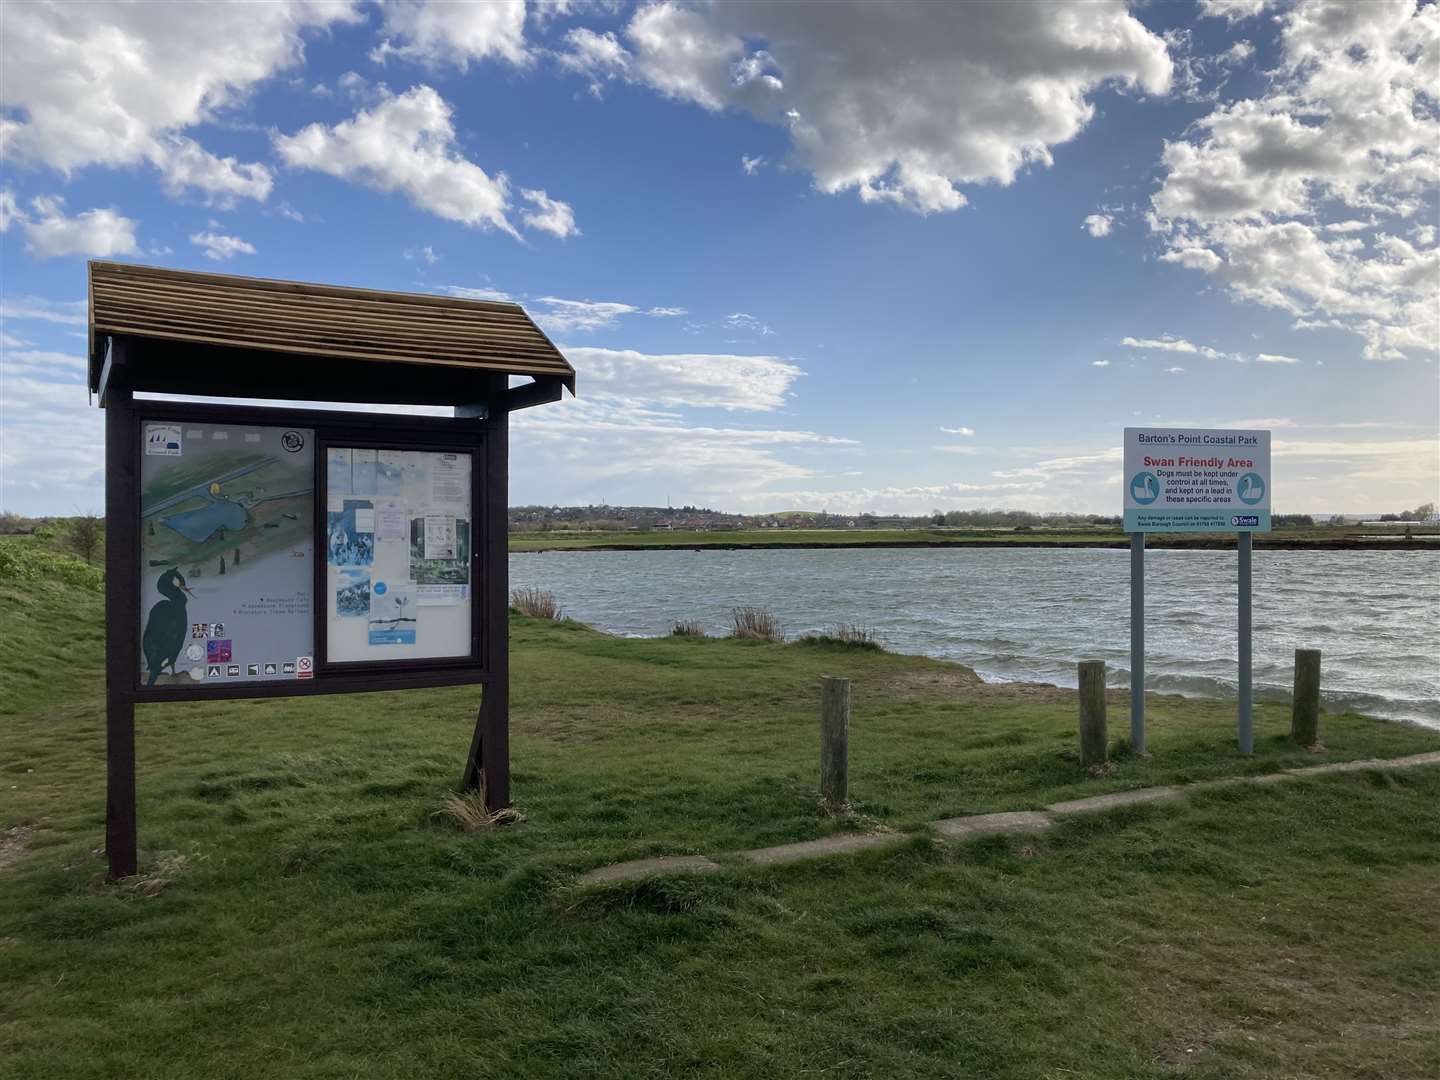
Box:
[1,0,1437,517]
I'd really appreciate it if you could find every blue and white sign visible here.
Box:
[1123,427,1271,533]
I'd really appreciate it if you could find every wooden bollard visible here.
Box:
[1078,661,1108,766]
[820,677,850,808]
[1291,649,1322,746]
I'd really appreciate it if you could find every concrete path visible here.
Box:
[576,750,1440,886]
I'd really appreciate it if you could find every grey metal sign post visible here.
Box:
[1124,427,1271,754]
[1238,532,1253,753]
[1130,532,1145,754]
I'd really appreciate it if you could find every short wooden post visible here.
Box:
[1078,661,1108,767]
[820,677,850,808]
[1291,649,1322,746]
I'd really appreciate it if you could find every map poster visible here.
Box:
[138,422,314,687]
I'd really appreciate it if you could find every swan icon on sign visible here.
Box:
[1130,471,1161,505]
[1237,472,1265,505]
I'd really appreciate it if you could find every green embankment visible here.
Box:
[3,559,1439,1079]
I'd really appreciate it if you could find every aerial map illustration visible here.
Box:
[139,423,314,686]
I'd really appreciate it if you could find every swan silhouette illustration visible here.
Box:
[142,567,194,686]
[1130,471,1161,505]
[1237,473,1265,504]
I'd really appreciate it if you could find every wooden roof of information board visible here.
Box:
[87,261,575,394]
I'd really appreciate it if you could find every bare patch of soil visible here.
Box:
[1,825,34,874]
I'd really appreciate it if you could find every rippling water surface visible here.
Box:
[512,547,1440,728]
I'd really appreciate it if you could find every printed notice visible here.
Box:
[431,454,467,505]
[375,502,408,542]
[423,514,457,560]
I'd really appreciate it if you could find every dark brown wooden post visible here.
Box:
[460,381,510,810]
[820,676,850,809]
[1291,649,1321,746]
[1078,661,1108,767]
[104,370,140,879]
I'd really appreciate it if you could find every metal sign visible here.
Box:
[1125,427,1272,759]
[1123,427,1271,532]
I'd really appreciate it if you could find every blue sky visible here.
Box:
[3,0,1437,516]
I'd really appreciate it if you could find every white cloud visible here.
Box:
[556,27,630,97]
[1,349,88,377]
[741,154,765,176]
[520,188,579,238]
[558,1,1171,215]
[531,296,685,335]
[510,394,855,505]
[560,346,803,411]
[536,298,641,334]
[934,445,981,455]
[372,0,529,69]
[939,425,975,436]
[725,312,774,336]
[1092,359,1111,367]
[0,331,32,348]
[1165,366,1186,374]
[0,296,87,326]
[275,85,527,238]
[1198,0,1275,22]
[1255,352,1300,364]
[1151,1,1440,360]
[11,195,139,259]
[0,190,18,232]
[151,135,274,204]
[405,244,440,265]
[0,1,354,201]
[0,368,104,513]
[189,231,257,261]
[439,285,512,302]
[1083,213,1114,237]
[1120,335,1225,360]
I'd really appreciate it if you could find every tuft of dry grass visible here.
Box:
[510,587,564,620]
[671,620,705,637]
[730,606,783,642]
[434,787,526,833]
[103,851,192,897]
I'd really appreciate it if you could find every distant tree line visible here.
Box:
[927,509,1121,529]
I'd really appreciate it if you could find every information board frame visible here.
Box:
[93,261,576,881]
[126,399,494,704]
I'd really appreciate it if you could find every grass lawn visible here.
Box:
[3,572,1439,1079]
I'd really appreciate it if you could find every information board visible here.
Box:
[324,447,473,663]
[138,421,314,686]
[1123,427,1271,532]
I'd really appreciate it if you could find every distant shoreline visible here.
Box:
[512,534,1440,553]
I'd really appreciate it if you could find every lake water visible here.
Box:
[512,547,1440,729]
